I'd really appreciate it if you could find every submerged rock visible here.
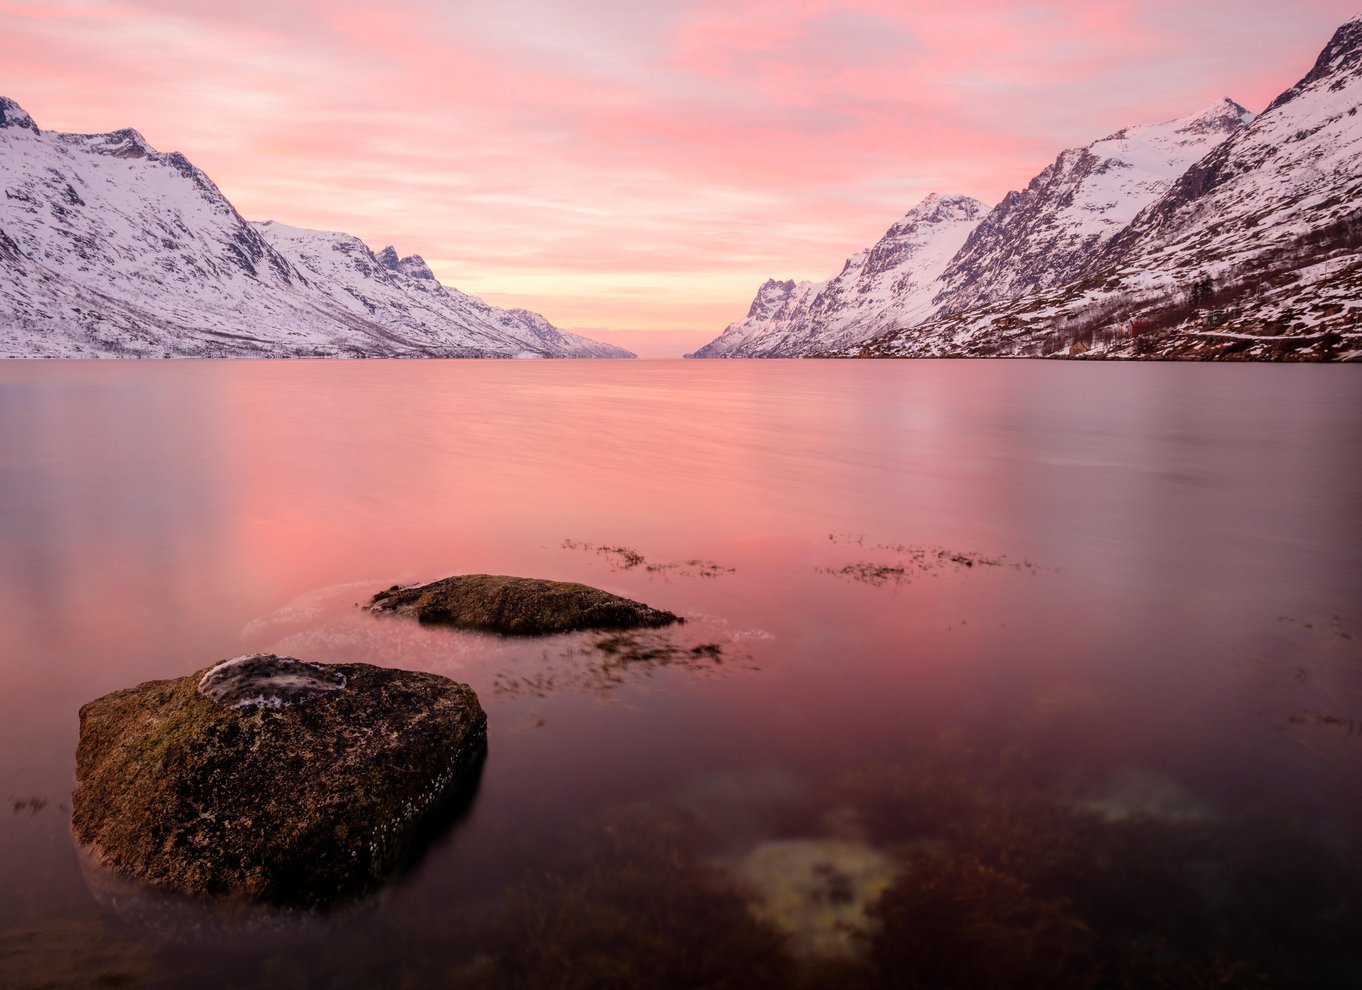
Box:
[72,654,486,907]
[731,838,896,961]
[1073,767,1215,824]
[367,574,681,635]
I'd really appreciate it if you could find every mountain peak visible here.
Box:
[1101,98,1253,145]
[376,246,436,281]
[903,192,985,219]
[0,96,37,132]
[398,254,435,281]
[80,127,155,158]
[1171,97,1255,135]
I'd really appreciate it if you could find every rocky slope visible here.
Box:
[689,194,985,357]
[0,98,631,358]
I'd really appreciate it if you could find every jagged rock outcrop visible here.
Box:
[0,99,633,358]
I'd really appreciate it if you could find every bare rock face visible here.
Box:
[72,655,486,908]
[367,574,682,635]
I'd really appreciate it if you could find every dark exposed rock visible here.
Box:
[0,96,37,132]
[367,574,682,635]
[71,654,486,907]
[397,253,435,280]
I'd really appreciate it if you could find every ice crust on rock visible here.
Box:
[197,654,347,709]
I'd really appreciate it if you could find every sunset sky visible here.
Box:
[2,1,1356,355]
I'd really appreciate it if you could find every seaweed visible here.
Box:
[465,805,795,990]
[821,533,1044,586]
[491,630,752,699]
[561,539,735,578]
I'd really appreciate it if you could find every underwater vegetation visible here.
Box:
[561,538,736,579]
[461,805,794,990]
[0,917,157,990]
[37,685,1361,989]
[490,629,753,700]
[449,727,1360,990]
[820,532,1045,587]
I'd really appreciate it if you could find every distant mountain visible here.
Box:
[694,17,1362,362]
[255,222,632,359]
[0,98,632,358]
[689,193,986,357]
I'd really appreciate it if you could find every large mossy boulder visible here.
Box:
[72,655,486,908]
[367,574,681,635]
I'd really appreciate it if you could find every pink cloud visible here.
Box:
[1,0,1357,352]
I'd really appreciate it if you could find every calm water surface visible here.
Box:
[1,360,1360,987]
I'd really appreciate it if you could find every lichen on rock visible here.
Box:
[366,574,681,635]
[72,655,486,907]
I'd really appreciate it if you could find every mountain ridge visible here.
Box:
[0,100,632,359]
[692,18,1362,362]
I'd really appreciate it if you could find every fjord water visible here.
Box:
[2,359,1360,987]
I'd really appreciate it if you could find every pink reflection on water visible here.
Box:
[0,359,1359,949]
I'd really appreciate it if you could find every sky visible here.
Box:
[2,1,1357,356]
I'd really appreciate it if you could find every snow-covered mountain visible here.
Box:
[692,103,1248,360]
[253,222,632,359]
[689,193,986,357]
[0,98,632,358]
[931,98,1253,316]
[694,17,1362,362]
[1101,20,1362,273]
[858,16,1362,361]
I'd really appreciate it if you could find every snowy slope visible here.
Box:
[0,98,631,358]
[687,278,826,358]
[692,102,1249,360]
[1100,18,1362,279]
[699,18,1361,362]
[254,222,633,358]
[857,17,1362,361]
[690,193,985,357]
[933,99,1253,315]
